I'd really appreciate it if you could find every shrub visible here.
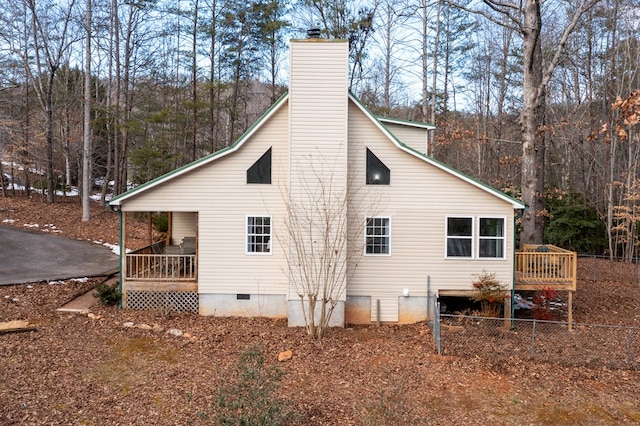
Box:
[469,272,508,317]
[205,344,301,425]
[93,281,121,306]
[152,212,169,233]
[532,287,559,320]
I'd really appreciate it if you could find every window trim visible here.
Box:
[364,216,391,256]
[366,148,390,185]
[444,215,507,260]
[478,216,507,260]
[445,216,474,259]
[246,215,272,255]
[246,147,272,184]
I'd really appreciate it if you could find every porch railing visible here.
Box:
[515,244,577,291]
[125,253,196,281]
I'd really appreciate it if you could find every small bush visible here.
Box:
[469,271,508,317]
[204,344,301,425]
[93,281,121,306]
[153,213,169,233]
[532,287,560,320]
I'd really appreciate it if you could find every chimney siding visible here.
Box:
[287,40,350,315]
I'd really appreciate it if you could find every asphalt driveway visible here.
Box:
[0,226,119,285]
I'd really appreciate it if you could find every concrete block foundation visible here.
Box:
[199,294,287,318]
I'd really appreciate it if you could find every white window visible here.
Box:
[478,217,505,259]
[446,217,473,258]
[365,217,390,255]
[445,216,506,259]
[246,216,271,254]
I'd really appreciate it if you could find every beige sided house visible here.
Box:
[108,38,526,326]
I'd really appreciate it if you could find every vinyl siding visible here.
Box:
[346,102,515,322]
[288,40,349,302]
[381,122,428,154]
[289,40,348,193]
[121,103,291,296]
[170,212,197,246]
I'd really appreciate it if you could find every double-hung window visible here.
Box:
[446,217,473,258]
[246,216,271,254]
[478,217,505,258]
[365,217,391,255]
[445,216,506,259]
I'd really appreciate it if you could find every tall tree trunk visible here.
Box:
[209,0,217,153]
[82,0,92,221]
[430,0,441,156]
[45,72,56,203]
[519,0,545,244]
[112,0,122,195]
[191,0,199,162]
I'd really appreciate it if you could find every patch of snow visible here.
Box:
[48,280,66,285]
[2,219,16,224]
[23,223,39,228]
[513,293,535,310]
[55,187,79,196]
[102,242,130,255]
[90,193,105,202]
[70,277,88,283]
[26,285,33,289]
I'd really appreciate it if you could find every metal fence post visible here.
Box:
[435,301,441,355]
[427,277,431,327]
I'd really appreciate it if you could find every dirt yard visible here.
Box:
[1,196,640,425]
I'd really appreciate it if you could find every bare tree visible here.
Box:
[82,0,91,221]
[282,155,379,340]
[23,0,80,203]
[447,0,602,244]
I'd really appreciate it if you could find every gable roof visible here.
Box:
[109,90,524,210]
[109,92,289,207]
[348,93,525,209]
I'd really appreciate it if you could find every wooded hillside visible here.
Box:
[1,0,640,257]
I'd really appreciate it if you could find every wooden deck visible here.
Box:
[515,244,577,291]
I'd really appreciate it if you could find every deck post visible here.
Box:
[503,296,511,330]
[120,211,127,308]
[567,290,573,331]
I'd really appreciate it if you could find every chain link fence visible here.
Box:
[434,314,640,370]
[578,255,640,283]
[426,280,440,354]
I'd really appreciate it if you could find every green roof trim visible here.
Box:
[109,87,523,210]
[109,91,289,207]
[348,93,525,209]
[377,116,435,129]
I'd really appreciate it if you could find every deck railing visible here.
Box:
[125,253,196,281]
[515,244,577,291]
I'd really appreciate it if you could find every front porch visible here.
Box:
[120,211,199,312]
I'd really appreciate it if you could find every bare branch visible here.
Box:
[445,0,522,32]
[537,0,602,107]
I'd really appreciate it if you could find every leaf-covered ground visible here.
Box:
[1,196,640,425]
